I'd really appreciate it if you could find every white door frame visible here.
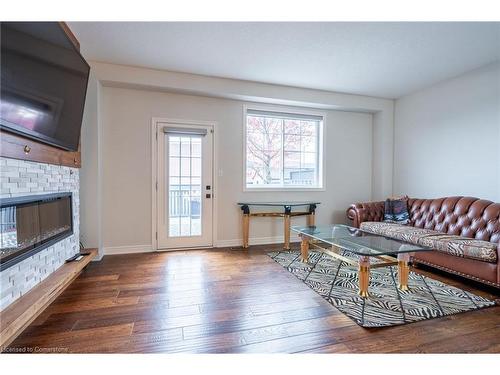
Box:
[151,117,218,251]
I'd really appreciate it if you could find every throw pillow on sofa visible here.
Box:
[384,197,410,224]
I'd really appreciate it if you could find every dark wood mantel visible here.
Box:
[0,130,82,168]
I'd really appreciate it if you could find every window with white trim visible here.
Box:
[245,108,323,189]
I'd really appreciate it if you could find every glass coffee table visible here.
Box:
[291,224,432,297]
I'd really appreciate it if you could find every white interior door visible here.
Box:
[156,121,213,249]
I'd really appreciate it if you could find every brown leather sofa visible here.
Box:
[346,196,500,288]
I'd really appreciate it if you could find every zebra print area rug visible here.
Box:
[268,250,496,328]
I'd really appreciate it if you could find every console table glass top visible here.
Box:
[237,202,320,208]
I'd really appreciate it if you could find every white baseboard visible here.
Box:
[102,236,299,255]
[103,245,154,256]
[215,235,301,248]
[92,252,104,261]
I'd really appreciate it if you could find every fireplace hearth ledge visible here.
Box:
[0,248,97,349]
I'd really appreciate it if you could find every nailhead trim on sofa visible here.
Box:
[413,258,499,288]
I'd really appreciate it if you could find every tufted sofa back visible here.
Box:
[408,197,500,244]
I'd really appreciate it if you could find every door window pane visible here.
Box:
[191,140,201,157]
[167,135,203,237]
[191,157,201,177]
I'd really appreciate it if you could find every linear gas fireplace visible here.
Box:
[0,192,73,271]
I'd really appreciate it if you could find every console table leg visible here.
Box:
[307,204,316,226]
[358,256,370,298]
[284,214,291,250]
[242,214,249,248]
[307,212,315,226]
[300,236,309,262]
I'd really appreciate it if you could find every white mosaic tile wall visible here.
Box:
[0,157,79,310]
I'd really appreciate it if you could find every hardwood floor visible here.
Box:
[6,245,500,353]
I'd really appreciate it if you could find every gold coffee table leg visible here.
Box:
[397,253,412,291]
[358,256,370,298]
[300,236,309,262]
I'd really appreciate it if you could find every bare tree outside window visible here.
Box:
[245,111,322,188]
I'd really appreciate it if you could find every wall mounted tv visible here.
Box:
[0,22,90,151]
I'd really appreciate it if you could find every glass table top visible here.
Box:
[291,224,431,256]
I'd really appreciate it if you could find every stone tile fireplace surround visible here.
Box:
[0,157,79,310]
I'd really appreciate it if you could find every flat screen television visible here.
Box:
[0,22,90,151]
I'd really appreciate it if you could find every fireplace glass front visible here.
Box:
[0,192,73,270]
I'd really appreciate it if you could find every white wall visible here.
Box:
[79,62,395,255]
[93,61,395,200]
[100,87,373,250]
[393,62,500,202]
[80,71,102,251]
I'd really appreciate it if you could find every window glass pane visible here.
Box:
[170,176,180,186]
[190,184,201,196]
[191,139,201,157]
[284,151,300,168]
[284,119,301,134]
[247,168,265,185]
[169,157,180,176]
[191,157,201,177]
[169,138,180,157]
[284,168,301,185]
[302,168,317,185]
[246,111,322,189]
[180,158,190,177]
[191,176,201,186]
[191,197,201,216]
[301,121,317,136]
[246,116,263,133]
[247,116,281,134]
[246,151,264,169]
[180,216,190,236]
[246,115,283,186]
[301,152,317,167]
[301,136,317,153]
[169,217,180,237]
[180,137,190,157]
[284,134,301,151]
[247,130,266,145]
[268,168,282,183]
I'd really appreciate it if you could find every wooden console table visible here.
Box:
[237,202,320,250]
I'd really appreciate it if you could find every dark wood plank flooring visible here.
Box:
[6,245,500,353]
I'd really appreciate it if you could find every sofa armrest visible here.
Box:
[346,201,385,228]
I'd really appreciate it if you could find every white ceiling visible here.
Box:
[69,22,500,99]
